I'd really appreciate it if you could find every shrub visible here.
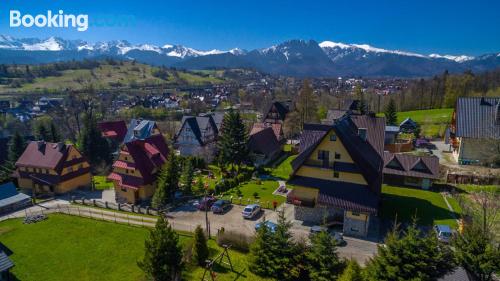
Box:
[216,230,253,253]
[193,225,209,266]
[253,192,259,198]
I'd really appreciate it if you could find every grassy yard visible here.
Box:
[396,108,453,138]
[93,175,114,190]
[0,214,270,281]
[222,180,286,207]
[380,185,460,228]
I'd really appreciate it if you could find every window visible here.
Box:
[317,150,329,160]
[335,153,341,160]
[351,212,360,216]
[78,164,83,170]
[121,187,127,192]
[334,171,339,178]
[330,134,337,141]
[67,166,73,173]
[124,156,127,161]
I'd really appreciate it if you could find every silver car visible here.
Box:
[242,204,261,219]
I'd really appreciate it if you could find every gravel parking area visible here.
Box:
[167,202,379,264]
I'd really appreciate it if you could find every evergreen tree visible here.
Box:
[196,176,205,194]
[138,216,183,281]
[36,123,49,141]
[355,85,367,114]
[77,114,111,167]
[181,159,194,195]
[248,218,276,276]
[193,225,209,266]
[8,131,26,162]
[366,223,455,281]
[454,223,500,281]
[306,231,346,281]
[384,98,398,126]
[248,211,300,280]
[339,260,364,281]
[152,150,180,208]
[217,109,248,170]
[49,122,61,143]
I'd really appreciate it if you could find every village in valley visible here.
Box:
[0,60,498,281]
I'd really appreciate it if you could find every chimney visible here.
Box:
[37,141,46,152]
[358,128,368,141]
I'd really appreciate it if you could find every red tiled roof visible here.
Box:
[107,172,142,190]
[98,121,128,142]
[112,160,136,170]
[109,134,169,186]
[251,122,283,141]
[16,141,77,172]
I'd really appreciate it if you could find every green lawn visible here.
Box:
[396,108,453,138]
[93,175,114,190]
[380,185,460,228]
[0,214,270,281]
[270,155,296,180]
[222,180,286,208]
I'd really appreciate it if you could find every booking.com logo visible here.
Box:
[9,10,137,32]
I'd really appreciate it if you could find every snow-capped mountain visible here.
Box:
[0,35,498,77]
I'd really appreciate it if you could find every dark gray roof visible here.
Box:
[248,127,280,156]
[0,251,14,272]
[383,152,440,180]
[0,182,31,209]
[291,114,385,195]
[178,114,219,145]
[455,97,500,139]
[288,176,379,213]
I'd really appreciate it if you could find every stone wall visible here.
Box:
[293,205,343,224]
[343,213,370,237]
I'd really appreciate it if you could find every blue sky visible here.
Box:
[0,0,499,55]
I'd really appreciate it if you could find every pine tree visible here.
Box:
[365,223,455,281]
[355,85,367,114]
[217,108,248,171]
[454,223,500,281]
[193,225,209,266]
[49,122,61,143]
[152,150,180,209]
[249,211,300,280]
[36,123,49,141]
[8,131,26,162]
[384,98,398,126]
[77,114,111,167]
[181,159,194,195]
[338,260,364,281]
[138,216,183,281]
[306,231,346,281]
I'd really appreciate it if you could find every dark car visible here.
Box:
[211,200,231,214]
[196,196,217,211]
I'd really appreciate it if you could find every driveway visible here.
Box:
[167,202,379,264]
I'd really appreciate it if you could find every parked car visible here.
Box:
[310,225,346,246]
[211,200,231,214]
[196,196,217,211]
[434,224,453,243]
[255,221,277,233]
[242,204,261,219]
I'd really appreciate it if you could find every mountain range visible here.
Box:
[0,35,499,78]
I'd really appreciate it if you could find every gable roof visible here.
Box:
[248,127,281,156]
[383,152,440,179]
[115,134,169,187]
[97,120,127,142]
[178,114,219,146]
[291,114,385,194]
[264,101,289,121]
[0,251,14,272]
[250,122,283,141]
[15,142,82,172]
[123,119,158,143]
[455,97,500,139]
[0,182,31,209]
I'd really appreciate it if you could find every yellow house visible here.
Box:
[107,119,169,204]
[287,115,385,237]
[15,141,91,195]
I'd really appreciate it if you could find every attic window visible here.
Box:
[411,160,431,174]
[358,128,367,141]
[330,134,337,141]
[386,158,404,170]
